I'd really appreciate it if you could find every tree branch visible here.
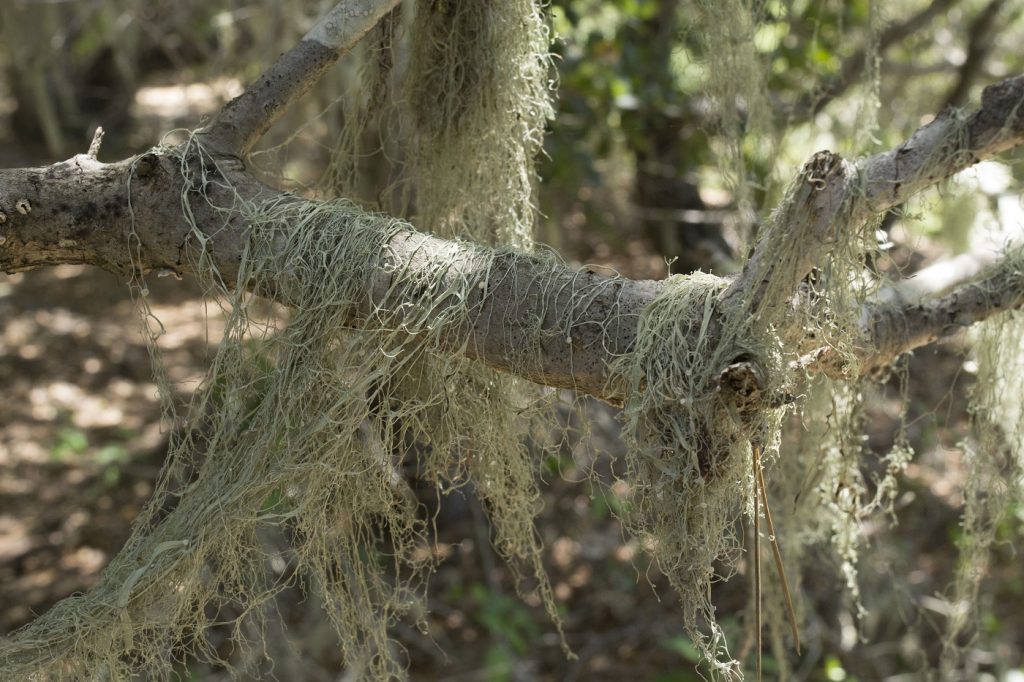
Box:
[804,251,1024,377]
[3,75,1024,405]
[861,75,1024,214]
[0,151,657,405]
[725,75,1024,320]
[199,0,401,156]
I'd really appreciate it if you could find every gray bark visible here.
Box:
[2,3,1024,406]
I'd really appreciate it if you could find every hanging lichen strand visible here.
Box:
[683,0,778,240]
[606,138,886,676]
[612,272,775,679]
[607,228,870,677]
[322,7,402,210]
[0,193,439,680]
[941,246,1024,675]
[407,0,553,250]
[0,3,568,678]
[399,0,566,646]
[1,133,618,676]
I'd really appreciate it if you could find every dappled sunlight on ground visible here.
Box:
[0,259,222,631]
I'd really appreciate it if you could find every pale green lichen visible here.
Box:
[5,1,1005,680]
[941,246,1024,675]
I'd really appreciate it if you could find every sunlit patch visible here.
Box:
[132,78,243,120]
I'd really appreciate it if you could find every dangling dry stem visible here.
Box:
[752,445,763,682]
[754,443,800,655]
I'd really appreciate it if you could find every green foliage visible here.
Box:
[470,583,540,655]
[50,425,89,461]
[49,418,133,488]
[823,655,854,681]
[544,0,883,207]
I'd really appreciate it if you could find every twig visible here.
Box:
[755,445,800,655]
[87,126,105,159]
[752,446,762,681]
[750,442,801,680]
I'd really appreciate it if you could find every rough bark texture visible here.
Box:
[2,44,1024,407]
[0,149,659,403]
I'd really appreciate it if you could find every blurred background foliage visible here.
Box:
[2,1,1024,680]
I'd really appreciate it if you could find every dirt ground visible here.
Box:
[1,85,1022,681]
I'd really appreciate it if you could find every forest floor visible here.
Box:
[0,81,1021,682]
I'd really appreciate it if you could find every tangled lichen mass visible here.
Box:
[2,1,1023,680]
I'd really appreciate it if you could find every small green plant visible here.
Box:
[50,426,88,461]
[470,583,540,656]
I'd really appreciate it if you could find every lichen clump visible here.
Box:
[614,271,786,677]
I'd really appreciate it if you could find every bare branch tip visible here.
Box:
[88,126,106,159]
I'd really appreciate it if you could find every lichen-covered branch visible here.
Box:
[804,251,1024,377]
[0,150,657,404]
[199,0,401,155]
[725,75,1024,322]
[3,76,1024,405]
[861,76,1024,214]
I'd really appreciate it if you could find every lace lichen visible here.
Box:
[4,1,1004,680]
[407,0,554,250]
[402,0,566,647]
[682,0,778,241]
[940,246,1024,676]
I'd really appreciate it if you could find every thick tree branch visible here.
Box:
[199,0,401,155]
[0,151,657,404]
[3,75,1024,406]
[0,154,139,274]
